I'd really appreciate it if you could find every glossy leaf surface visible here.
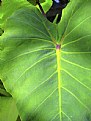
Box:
[0,0,91,121]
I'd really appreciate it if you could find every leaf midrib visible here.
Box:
[56,47,62,121]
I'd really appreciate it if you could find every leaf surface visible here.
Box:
[0,97,18,121]
[0,0,91,121]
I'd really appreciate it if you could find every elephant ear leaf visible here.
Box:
[0,0,91,121]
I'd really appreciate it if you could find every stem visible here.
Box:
[36,0,46,17]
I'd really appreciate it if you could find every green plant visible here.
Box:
[0,0,91,121]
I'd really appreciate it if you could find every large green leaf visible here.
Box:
[0,97,18,121]
[0,0,91,121]
[0,0,29,27]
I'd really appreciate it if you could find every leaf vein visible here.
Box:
[62,111,72,121]
[26,71,57,98]
[33,88,57,114]
[10,37,53,44]
[13,18,50,39]
[3,48,55,63]
[62,69,91,91]
[51,113,59,121]
[62,34,91,48]
[62,58,91,70]
[62,51,91,54]
[64,15,91,39]
[14,53,56,83]
[62,87,90,112]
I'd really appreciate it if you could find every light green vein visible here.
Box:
[11,37,54,44]
[4,51,55,78]
[62,69,91,91]
[62,111,72,121]
[15,8,54,41]
[22,9,43,23]
[70,1,84,17]
[25,71,57,98]
[34,12,55,42]
[60,2,85,43]
[2,51,55,77]
[13,48,55,59]
[51,113,59,121]
[35,11,53,38]
[35,9,57,45]
[62,51,91,54]
[62,87,90,112]
[12,9,42,24]
[51,111,72,121]
[13,53,56,83]
[14,18,50,39]
[32,88,57,114]
[42,21,56,45]
[62,34,91,48]
[3,48,55,63]
[64,15,91,39]
[62,58,91,70]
